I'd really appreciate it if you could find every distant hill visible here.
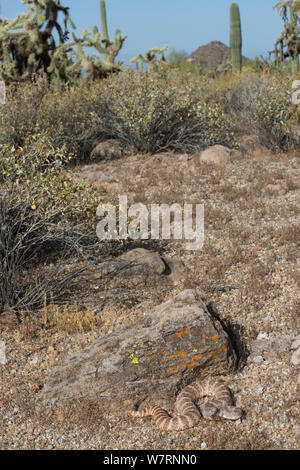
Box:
[187,40,251,70]
[187,41,231,68]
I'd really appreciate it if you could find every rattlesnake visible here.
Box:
[130,378,243,431]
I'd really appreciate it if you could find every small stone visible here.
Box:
[90,139,123,161]
[257,332,268,340]
[291,348,300,366]
[0,340,6,365]
[253,385,264,394]
[178,153,189,163]
[251,355,264,364]
[291,339,300,350]
[263,184,284,195]
[200,442,207,449]
[263,315,274,322]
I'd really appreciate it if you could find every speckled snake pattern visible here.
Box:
[130,378,243,431]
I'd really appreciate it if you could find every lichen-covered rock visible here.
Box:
[40,290,237,411]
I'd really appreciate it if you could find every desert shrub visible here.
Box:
[86,69,237,153]
[0,133,99,222]
[224,73,298,151]
[1,69,238,159]
[0,75,50,146]
[36,82,104,161]
[0,133,103,318]
[0,189,98,318]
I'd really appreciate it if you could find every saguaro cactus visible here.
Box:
[230,3,242,72]
[100,0,109,65]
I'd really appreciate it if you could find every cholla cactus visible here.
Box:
[130,46,168,72]
[0,0,77,82]
[0,0,126,83]
[270,0,300,71]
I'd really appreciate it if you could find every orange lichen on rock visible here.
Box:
[166,349,186,359]
[210,335,218,340]
[186,353,203,369]
[146,354,155,361]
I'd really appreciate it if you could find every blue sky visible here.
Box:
[1,0,284,63]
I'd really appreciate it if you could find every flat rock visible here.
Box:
[39,290,237,411]
[239,135,263,153]
[249,334,293,362]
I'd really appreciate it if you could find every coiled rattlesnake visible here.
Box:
[130,378,243,431]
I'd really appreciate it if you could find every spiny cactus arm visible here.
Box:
[113,28,127,51]
[130,46,168,66]
[130,53,147,65]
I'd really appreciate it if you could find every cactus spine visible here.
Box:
[230,3,242,72]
